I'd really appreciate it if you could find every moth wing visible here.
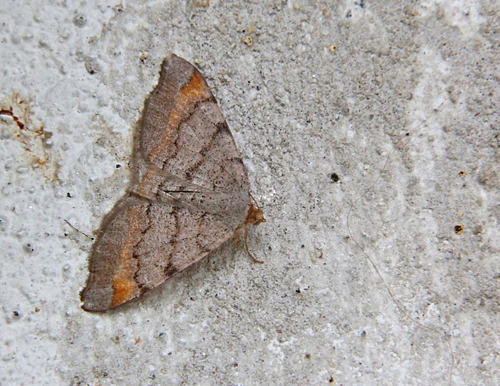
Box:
[81,196,235,312]
[81,54,255,312]
[136,54,250,198]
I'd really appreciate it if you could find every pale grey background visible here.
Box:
[1,0,499,385]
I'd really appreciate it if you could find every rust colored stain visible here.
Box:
[0,108,25,130]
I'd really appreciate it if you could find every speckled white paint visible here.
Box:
[1,0,499,385]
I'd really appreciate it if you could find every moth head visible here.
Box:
[246,203,266,227]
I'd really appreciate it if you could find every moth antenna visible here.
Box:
[249,192,261,209]
[64,219,94,241]
[244,225,264,264]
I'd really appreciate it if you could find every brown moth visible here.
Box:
[81,54,265,312]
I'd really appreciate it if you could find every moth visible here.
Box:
[81,54,265,312]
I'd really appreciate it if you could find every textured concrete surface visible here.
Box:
[1,0,499,385]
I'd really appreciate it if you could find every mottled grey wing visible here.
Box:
[81,196,234,312]
[81,55,252,311]
[136,54,250,199]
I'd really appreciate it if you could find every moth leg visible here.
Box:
[244,225,264,264]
